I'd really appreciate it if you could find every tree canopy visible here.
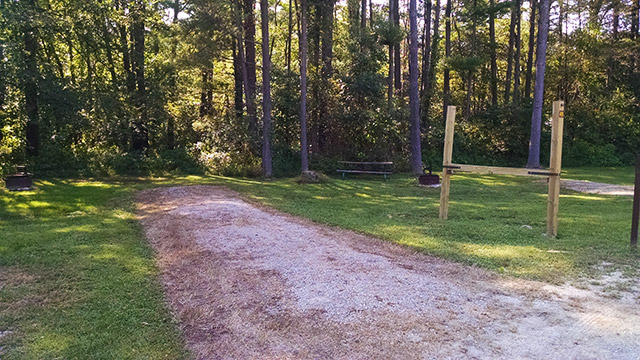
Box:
[0,0,638,177]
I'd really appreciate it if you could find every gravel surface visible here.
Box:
[561,180,634,196]
[137,186,640,359]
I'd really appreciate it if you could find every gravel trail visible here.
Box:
[137,186,640,359]
[561,180,634,196]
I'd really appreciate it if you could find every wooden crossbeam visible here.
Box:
[438,101,565,238]
[445,164,558,177]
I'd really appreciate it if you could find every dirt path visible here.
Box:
[137,186,640,359]
[562,179,634,196]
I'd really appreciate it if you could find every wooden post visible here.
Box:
[439,106,456,219]
[630,154,640,249]
[546,100,564,237]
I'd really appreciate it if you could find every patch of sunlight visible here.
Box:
[53,224,99,233]
[450,201,488,208]
[560,194,610,201]
[28,331,72,355]
[37,180,55,186]
[313,196,329,200]
[355,192,371,198]
[23,200,52,208]
[533,193,609,201]
[88,244,154,276]
[251,196,266,200]
[71,181,114,188]
[363,186,372,190]
[460,243,542,260]
[211,175,263,185]
[112,209,135,220]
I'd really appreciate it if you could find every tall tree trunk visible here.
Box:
[422,0,440,126]
[318,0,335,153]
[118,0,136,92]
[607,0,619,88]
[504,0,518,103]
[409,0,422,174]
[300,0,309,171]
[167,0,179,149]
[361,0,367,28]
[286,0,293,70]
[261,0,272,176]
[369,0,373,25]
[632,0,639,39]
[420,0,432,97]
[130,0,148,152]
[310,2,321,155]
[23,0,39,156]
[489,0,498,106]
[68,36,76,84]
[233,39,244,120]
[199,69,212,117]
[244,0,258,147]
[443,0,451,118]
[388,0,394,102]
[234,0,252,143]
[0,0,4,113]
[464,0,477,120]
[394,0,401,91]
[513,0,521,104]
[526,0,550,168]
[99,6,117,84]
[524,0,537,99]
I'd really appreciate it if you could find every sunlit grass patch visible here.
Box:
[0,181,187,359]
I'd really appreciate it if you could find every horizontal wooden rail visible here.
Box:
[444,164,558,177]
[338,161,393,165]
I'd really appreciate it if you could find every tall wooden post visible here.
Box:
[439,106,456,219]
[630,154,640,249]
[546,100,564,237]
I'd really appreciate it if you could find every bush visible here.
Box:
[563,141,623,167]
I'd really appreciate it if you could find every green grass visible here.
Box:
[0,180,188,359]
[562,166,635,185]
[1,167,638,358]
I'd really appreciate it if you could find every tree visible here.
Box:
[443,0,452,118]
[244,0,258,146]
[388,0,394,101]
[130,0,148,151]
[488,0,498,106]
[23,0,40,156]
[300,0,309,172]
[408,0,422,174]
[393,0,401,91]
[421,0,440,127]
[526,0,550,168]
[524,0,537,99]
[167,0,179,149]
[261,0,272,176]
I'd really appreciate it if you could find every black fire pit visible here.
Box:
[4,165,33,191]
[418,165,440,186]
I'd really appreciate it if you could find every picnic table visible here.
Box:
[336,161,393,180]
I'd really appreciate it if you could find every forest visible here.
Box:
[0,0,639,177]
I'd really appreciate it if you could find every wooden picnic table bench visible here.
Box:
[336,161,394,180]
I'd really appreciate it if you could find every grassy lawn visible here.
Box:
[1,167,637,358]
[562,166,635,185]
[0,180,187,359]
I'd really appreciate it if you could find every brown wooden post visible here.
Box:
[439,106,456,219]
[630,154,640,249]
[546,100,564,237]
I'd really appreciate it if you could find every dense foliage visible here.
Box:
[0,0,638,177]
